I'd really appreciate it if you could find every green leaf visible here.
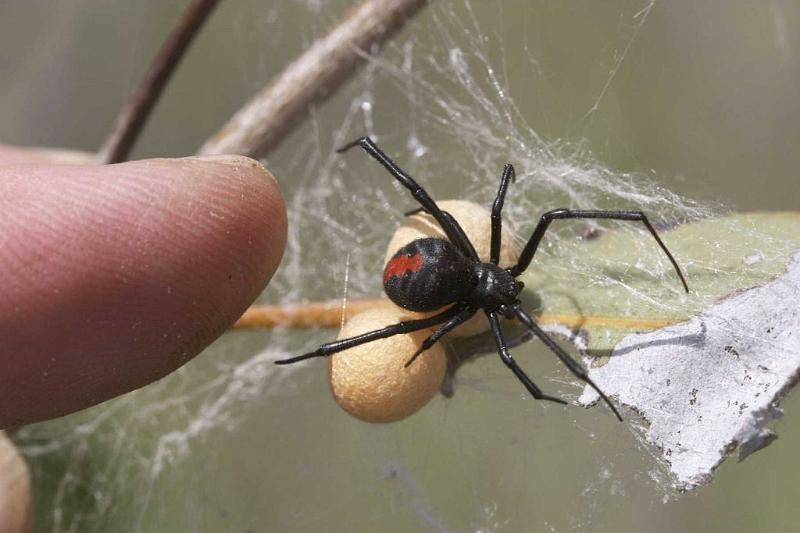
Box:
[519,212,800,353]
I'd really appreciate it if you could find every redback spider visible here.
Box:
[275,137,689,421]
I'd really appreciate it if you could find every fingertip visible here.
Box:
[176,154,288,287]
[0,155,287,426]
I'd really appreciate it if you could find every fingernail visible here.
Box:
[185,154,264,168]
[183,155,277,185]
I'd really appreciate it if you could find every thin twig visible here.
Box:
[98,0,222,164]
[198,0,429,159]
[232,299,677,331]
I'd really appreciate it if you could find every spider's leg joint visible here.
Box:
[335,136,370,153]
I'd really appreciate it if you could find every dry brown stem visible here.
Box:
[98,0,222,164]
[198,0,429,158]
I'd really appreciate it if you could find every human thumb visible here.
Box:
[0,155,286,427]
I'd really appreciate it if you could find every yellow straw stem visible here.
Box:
[232,299,677,332]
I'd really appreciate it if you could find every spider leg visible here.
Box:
[438,211,476,259]
[486,311,568,405]
[404,306,477,368]
[510,306,623,422]
[274,305,461,365]
[337,137,479,261]
[402,208,472,256]
[490,164,515,265]
[403,207,425,217]
[509,209,689,293]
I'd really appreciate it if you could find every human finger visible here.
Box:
[0,155,287,427]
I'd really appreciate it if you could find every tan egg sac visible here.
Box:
[328,307,446,423]
[0,432,32,533]
[384,200,520,336]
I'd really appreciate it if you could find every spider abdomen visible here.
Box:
[383,238,474,312]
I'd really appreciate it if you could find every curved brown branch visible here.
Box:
[198,0,429,159]
[98,0,222,164]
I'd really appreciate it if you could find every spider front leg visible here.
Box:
[511,306,623,421]
[486,311,567,406]
[509,209,689,292]
[490,164,515,265]
[275,305,461,365]
[337,137,479,261]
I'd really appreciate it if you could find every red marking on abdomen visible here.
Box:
[384,253,423,283]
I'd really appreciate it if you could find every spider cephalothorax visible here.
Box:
[276,137,689,421]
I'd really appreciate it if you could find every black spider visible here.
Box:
[275,137,689,421]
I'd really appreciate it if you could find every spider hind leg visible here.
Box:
[337,136,479,260]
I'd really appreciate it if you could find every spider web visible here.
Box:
[10,1,800,531]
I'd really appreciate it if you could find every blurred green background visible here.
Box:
[2,1,800,531]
